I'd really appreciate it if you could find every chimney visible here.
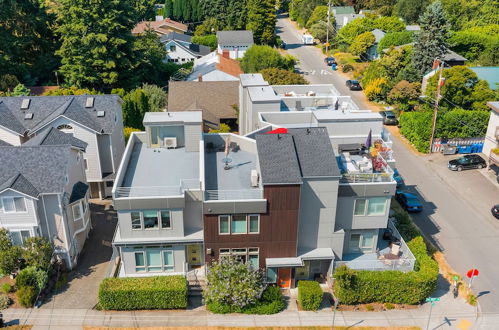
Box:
[198,74,203,82]
[222,50,230,59]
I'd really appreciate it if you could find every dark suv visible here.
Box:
[447,154,486,171]
[324,57,336,66]
[346,80,362,91]
[380,111,398,125]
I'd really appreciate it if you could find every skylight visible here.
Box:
[21,99,30,110]
[85,97,95,108]
[97,110,105,117]
[24,113,34,120]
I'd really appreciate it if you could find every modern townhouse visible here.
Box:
[0,133,91,269]
[0,95,126,199]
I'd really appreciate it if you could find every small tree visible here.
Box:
[387,80,421,110]
[309,21,335,43]
[22,237,53,270]
[12,84,30,96]
[0,229,21,275]
[306,6,328,28]
[349,32,376,58]
[141,84,167,112]
[240,45,296,73]
[204,257,266,309]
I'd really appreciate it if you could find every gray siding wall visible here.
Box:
[118,208,185,239]
[110,112,126,174]
[97,134,113,174]
[37,194,68,252]
[113,196,185,211]
[0,127,21,145]
[0,190,38,227]
[184,196,203,234]
[297,178,339,253]
[335,196,390,230]
[331,230,345,258]
[251,102,280,133]
[184,123,202,152]
[120,244,187,276]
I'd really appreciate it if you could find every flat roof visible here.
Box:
[313,110,383,121]
[143,111,203,125]
[240,73,268,87]
[121,140,199,190]
[247,86,281,102]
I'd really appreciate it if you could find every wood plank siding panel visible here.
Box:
[204,184,301,268]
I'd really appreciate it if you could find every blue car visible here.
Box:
[393,169,404,188]
[395,190,423,212]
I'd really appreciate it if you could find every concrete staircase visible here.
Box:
[186,266,206,297]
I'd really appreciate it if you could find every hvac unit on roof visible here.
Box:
[97,110,105,117]
[85,97,95,108]
[163,137,177,149]
[250,169,259,187]
[20,99,30,110]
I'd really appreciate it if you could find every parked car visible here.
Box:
[379,111,399,125]
[346,80,362,91]
[324,57,336,66]
[492,204,499,219]
[393,169,404,188]
[395,190,423,212]
[447,154,486,171]
[281,41,286,49]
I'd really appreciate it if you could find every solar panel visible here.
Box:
[97,110,105,117]
[85,97,95,108]
[21,99,30,109]
[24,113,34,120]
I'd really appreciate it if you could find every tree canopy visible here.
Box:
[240,45,296,73]
[260,68,309,85]
[349,32,376,57]
[395,0,430,24]
[246,0,277,45]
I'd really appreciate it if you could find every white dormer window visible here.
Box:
[2,197,27,213]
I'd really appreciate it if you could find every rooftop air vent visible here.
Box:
[85,97,95,108]
[24,113,34,120]
[21,99,30,110]
[97,110,105,117]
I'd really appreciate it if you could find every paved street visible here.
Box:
[277,14,499,316]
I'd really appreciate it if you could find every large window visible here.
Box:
[353,197,387,216]
[10,230,31,246]
[131,210,173,230]
[134,247,174,272]
[218,214,260,235]
[2,197,27,213]
[218,248,259,269]
[72,202,83,221]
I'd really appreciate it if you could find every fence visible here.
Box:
[431,137,485,153]
[205,189,263,201]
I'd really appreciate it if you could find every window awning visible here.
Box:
[266,248,335,268]
[299,248,335,260]
[266,257,303,268]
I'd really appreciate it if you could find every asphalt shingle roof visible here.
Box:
[255,127,340,185]
[0,173,40,198]
[23,127,88,151]
[216,30,254,46]
[0,145,73,195]
[0,95,122,135]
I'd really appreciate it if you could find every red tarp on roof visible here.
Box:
[266,128,288,134]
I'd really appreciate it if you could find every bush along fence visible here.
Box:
[431,137,485,153]
[297,280,323,311]
[98,276,188,310]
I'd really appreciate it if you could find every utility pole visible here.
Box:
[325,0,331,55]
[429,59,444,153]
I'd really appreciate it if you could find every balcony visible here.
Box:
[334,221,416,272]
[114,179,201,199]
[205,189,263,201]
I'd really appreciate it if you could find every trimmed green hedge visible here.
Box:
[99,276,188,310]
[298,280,323,311]
[333,236,439,305]
[207,285,285,315]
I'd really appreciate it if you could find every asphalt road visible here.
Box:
[277,15,499,314]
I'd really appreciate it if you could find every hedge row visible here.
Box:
[333,236,439,305]
[207,285,284,315]
[298,280,323,311]
[99,276,188,310]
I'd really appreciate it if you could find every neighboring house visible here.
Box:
[168,80,239,129]
[331,6,364,30]
[0,139,91,270]
[0,95,126,199]
[484,102,499,167]
[132,16,188,36]
[470,67,499,90]
[216,30,254,59]
[160,32,211,63]
[420,49,468,91]
[187,52,243,82]
[366,29,386,61]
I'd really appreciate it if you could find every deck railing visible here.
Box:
[205,189,264,201]
[114,179,200,198]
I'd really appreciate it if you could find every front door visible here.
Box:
[187,244,201,265]
[277,268,291,288]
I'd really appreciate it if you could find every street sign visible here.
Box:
[425,297,440,302]
[467,269,479,278]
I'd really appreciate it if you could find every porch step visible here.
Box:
[188,284,204,296]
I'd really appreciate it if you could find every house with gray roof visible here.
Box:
[160,32,211,64]
[0,95,126,199]
[0,143,91,269]
[366,29,386,60]
[216,30,254,59]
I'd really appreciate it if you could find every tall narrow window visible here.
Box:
[135,252,145,272]
[231,215,247,234]
[72,203,82,221]
[354,199,367,216]
[163,250,174,271]
[249,215,259,233]
[161,211,171,229]
[131,212,142,230]
[146,249,162,272]
[14,197,26,212]
[219,215,229,234]
[248,248,259,269]
[143,210,159,229]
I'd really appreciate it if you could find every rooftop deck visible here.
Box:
[116,138,200,198]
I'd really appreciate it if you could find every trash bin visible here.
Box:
[332,63,337,71]
[441,145,457,155]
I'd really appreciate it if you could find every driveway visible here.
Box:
[277,15,499,313]
[41,202,117,309]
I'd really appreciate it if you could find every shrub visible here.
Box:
[467,294,477,306]
[366,304,374,311]
[399,111,433,153]
[240,45,296,73]
[342,64,354,73]
[364,77,390,102]
[17,286,37,307]
[0,293,9,310]
[334,236,438,305]
[298,280,323,311]
[384,302,395,310]
[99,276,187,310]
[16,266,47,291]
[192,35,218,51]
[492,148,499,155]
[260,68,308,85]
[0,229,21,275]
[22,237,53,270]
[2,283,12,294]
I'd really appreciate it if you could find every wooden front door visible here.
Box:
[277,268,291,288]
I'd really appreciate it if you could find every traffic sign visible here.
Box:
[425,297,440,302]
[467,269,479,278]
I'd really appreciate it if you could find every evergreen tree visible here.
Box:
[199,0,227,23]
[173,0,182,20]
[246,0,276,45]
[164,0,174,18]
[132,30,168,87]
[190,0,200,22]
[183,0,192,21]
[412,1,449,76]
[395,0,430,24]
[132,0,156,22]
[55,0,135,90]
[122,88,150,129]
[227,0,247,30]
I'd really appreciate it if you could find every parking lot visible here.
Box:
[41,202,117,309]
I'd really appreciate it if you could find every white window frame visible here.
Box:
[2,197,27,213]
[218,215,230,235]
[132,210,173,231]
[248,214,260,234]
[10,229,31,246]
[366,197,388,216]
[131,211,142,230]
[162,249,174,271]
[231,214,247,235]
[134,251,146,272]
[353,199,367,216]
[160,210,172,229]
[134,247,175,273]
[353,198,387,217]
[72,202,83,221]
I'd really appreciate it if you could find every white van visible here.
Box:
[302,34,314,45]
